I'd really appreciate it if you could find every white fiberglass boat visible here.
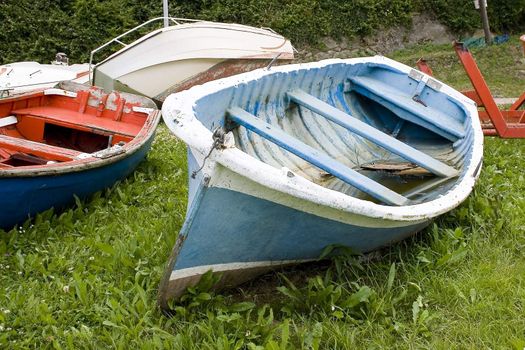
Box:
[0,55,89,98]
[91,17,294,102]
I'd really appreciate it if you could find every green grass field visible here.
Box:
[1,38,525,349]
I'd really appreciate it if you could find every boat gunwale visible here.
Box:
[162,57,484,222]
[0,89,161,178]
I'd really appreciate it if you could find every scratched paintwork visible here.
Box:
[159,57,483,304]
[0,82,160,228]
[155,58,293,102]
[0,81,159,178]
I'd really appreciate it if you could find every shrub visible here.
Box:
[1,0,524,65]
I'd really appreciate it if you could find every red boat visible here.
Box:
[0,81,160,228]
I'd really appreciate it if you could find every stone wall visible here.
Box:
[295,14,456,62]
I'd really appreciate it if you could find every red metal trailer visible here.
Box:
[416,41,525,138]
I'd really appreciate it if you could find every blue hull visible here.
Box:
[159,57,483,306]
[0,137,153,229]
[176,187,428,270]
[157,185,429,305]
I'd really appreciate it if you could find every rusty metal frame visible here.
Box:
[416,41,525,138]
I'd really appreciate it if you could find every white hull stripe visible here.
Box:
[169,259,312,281]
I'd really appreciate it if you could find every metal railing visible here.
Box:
[88,17,203,83]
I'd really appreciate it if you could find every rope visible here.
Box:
[191,127,226,179]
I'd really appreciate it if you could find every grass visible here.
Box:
[1,37,525,349]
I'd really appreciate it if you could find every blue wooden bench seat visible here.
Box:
[347,76,465,142]
[227,107,410,206]
[286,89,458,178]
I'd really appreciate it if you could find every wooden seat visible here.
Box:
[348,76,465,142]
[0,116,17,128]
[12,106,142,137]
[286,89,458,178]
[0,134,82,162]
[227,107,410,206]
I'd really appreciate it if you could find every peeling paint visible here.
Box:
[163,57,483,222]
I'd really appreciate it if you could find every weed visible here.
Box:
[1,40,525,348]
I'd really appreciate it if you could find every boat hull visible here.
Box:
[0,62,89,97]
[159,182,429,306]
[160,57,483,306]
[0,135,153,229]
[93,21,294,101]
[0,82,160,229]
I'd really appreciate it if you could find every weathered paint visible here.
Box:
[0,82,160,228]
[285,89,459,177]
[227,107,410,205]
[155,59,293,103]
[0,136,153,228]
[160,57,483,306]
[157,187,428,307]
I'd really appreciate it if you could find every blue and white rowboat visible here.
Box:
[159,57,483,306]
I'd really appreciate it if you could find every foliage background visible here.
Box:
[1,0,524,64]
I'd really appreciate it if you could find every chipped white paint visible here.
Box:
[162,57,483,224]
[74,153,94,160]
[132,106,156,115]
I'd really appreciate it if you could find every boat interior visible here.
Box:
[193,61,475,206]
[0,83,152,169]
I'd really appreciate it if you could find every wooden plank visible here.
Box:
[348,76,465,141]
[12,106,141,137]
[509,90,525,111]
[0,135,82,161]
[227,107,409,206]
[454,42,509,136]
[287,89,459,178]
[0,116,17,128]
[454,42,525,138]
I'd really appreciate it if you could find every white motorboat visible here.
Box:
[91,17,294,102]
